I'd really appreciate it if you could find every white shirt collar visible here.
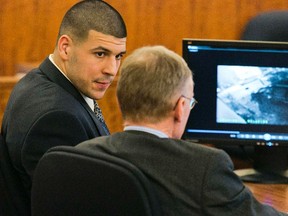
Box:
[81,93,94,111]
[124,126,169,138]
[49,54,71,82]
[48,54,94,112]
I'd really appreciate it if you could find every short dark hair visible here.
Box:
[58,0,127,43]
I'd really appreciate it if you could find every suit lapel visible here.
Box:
[39,57,109,136]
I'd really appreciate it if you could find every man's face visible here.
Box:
[65,30,126,100]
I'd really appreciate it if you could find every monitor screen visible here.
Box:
[182,39,288,183]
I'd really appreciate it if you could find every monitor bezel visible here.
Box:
[182,38,288,147]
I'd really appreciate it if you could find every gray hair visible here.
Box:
[117,45,193,123]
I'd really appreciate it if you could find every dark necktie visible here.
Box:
[94,100,110,134]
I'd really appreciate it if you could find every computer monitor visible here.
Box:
[182,39,288,183]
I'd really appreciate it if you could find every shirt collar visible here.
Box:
[48,54,94,112]
[124,126,169,138]
[81,93,94,111]
[49,54,71,82]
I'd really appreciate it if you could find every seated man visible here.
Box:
[1,0,126,199]
[76,46,286,216]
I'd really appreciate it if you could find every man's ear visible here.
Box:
[174,97,185,123]
[57,35,71,60]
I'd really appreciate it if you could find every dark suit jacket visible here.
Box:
[76,130,286,216]
[1,57,109,196]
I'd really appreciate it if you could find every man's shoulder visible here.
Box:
[77,131,227,158]
[14,64,53,93]
[5,64,87,124]
[170,138,224,153]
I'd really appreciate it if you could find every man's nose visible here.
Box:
[102,57,118,76]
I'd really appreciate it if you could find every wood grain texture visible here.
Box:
[245,183,288,213]
[0,2,288,210]
[105,0,288,54]
[0,0,78,76]
[1,0,288,76]
[1,0,288,133]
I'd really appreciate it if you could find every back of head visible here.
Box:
[117,45,193,123]
[58,0,127,43]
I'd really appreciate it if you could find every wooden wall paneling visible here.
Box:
[105,0,288,55]
[0,0,78,76]
[236,0,288,38]
[1,0,288,76]
[1,0,288,133]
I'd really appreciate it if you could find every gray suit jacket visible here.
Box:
[1,57,109,196]
[76,130,286,216]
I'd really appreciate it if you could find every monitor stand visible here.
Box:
[234,146,288,184]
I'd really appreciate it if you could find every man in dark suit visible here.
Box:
[1,0,126,199]
[76,46,286,215]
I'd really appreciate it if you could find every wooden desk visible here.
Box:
[245,183,288,213]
